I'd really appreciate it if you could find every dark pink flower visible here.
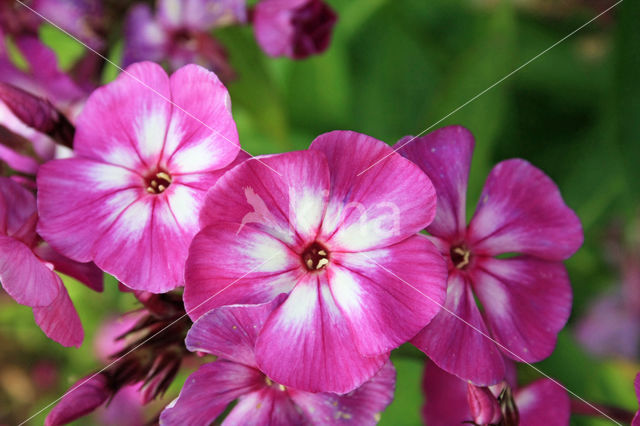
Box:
[45,374,111,426]
[123,0,245,80]
[161,297,396,425]
[37,62,244,293]
[32,0,105,50]
[398,126,583,385]
[422,361,570,426]
[0,177,102,347]
[184,130,447,393]
[253,0,337,59]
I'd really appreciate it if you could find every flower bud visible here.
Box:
[467,383,502,425]
[45,373,111,426]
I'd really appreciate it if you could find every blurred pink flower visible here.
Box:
[399,126,583,385]
[37,62,244,293]
[184,130,447,393]
[161,297,396,425]
[253,0,337,59]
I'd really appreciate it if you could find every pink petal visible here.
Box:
[310,130,437,252]
[45,374,110,426]
[468,159,583,260]
[159,360,262,426]
[0,235,60,306]
[516,379,570,426]
[33,284,84,347]
[34,242,104,292]
[123,4,167,67]
[186,296,287,367]
[74,62,172,169]
[290,359,396,425]
[255,273,388,394]
[37,157,142,263]
[633,374,640,426]
[412,273,505,386]
[0,143,41,175]
[472,257,572,363]
[163,64,239,173]
[223,387,305,425]
[200,150,330,248]
[329,234,447,356]
[421,361,470,426]
[184,223,302,320]
[395,126,474,240]
[0,176,36,237]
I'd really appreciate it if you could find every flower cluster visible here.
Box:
[1,4,637,423]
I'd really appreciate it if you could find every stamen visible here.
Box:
[144,169,173,195]
[301,242,330,271]
[450,244,472,270]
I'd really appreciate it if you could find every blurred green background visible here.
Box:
[1,0,639,424]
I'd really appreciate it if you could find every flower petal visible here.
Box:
[223,387,305,425]
[468,159,583,260]
[186,296,286,367]
[472,257,572,363]
[422,361,470,426]
[33,283,84,347]
[184,223,302,320]
[45,374,110,426]
[329,234,447,356]
[633,374,640,426]
[164,64,239,173]
[255,273,388,393]
[34,242,104,292]
[37,157,142,263]
[412,273,505,386]
[395,126,474,240]
[290,359,396,425]
[159,361,262,426]
[200,150,330,247]
[74,62,171,169]
[0,176,36,237]
[0,235,59,306]
[516,379,570,426]
[310,130,437,252]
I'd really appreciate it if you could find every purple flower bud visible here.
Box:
[254,0,337,59]
[45,374,111,426]
[467,383,502,425]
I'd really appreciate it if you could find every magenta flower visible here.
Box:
[253,0,337,59]
[37,62,244,293]
[0,177,102,347]
[397,126,583,385]
[45,374,111,426]
[161,296,396,425]
[184,130,447,393]
[422,360,570,426]
[634,373,640,426]
[123,0,246,80]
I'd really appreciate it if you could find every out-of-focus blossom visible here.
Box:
[0,177,102,347]
[161,297,396,425]
[123,0,246,80]
[37,62,244,293]
[253,0,337,59]
[94,311,146,362]
[399,126,583,385]
[422,361,570,426]
[184,130,447,393]
[32,0,105,50]
[45,291,192,426]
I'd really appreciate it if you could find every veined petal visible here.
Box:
[412,273,505,386]
[184,223,302,321]
[468,159,583,260]
[0,176,36,237]
[186,296,286,367]
[33,283,83,347]
[290,360,396,425]
[329,235,447,356]
[164,64,239,173]
[395,126,474,240]
[255,273,388,394]
[160,361,262,426]
[37,157,142,263]
[472,257,572,363]
[311,130,437,252]
[74,62,172,169]
[223,387,305,425]
[0,235,59,306]
[516,379,570,426]
[200,150,330,247]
